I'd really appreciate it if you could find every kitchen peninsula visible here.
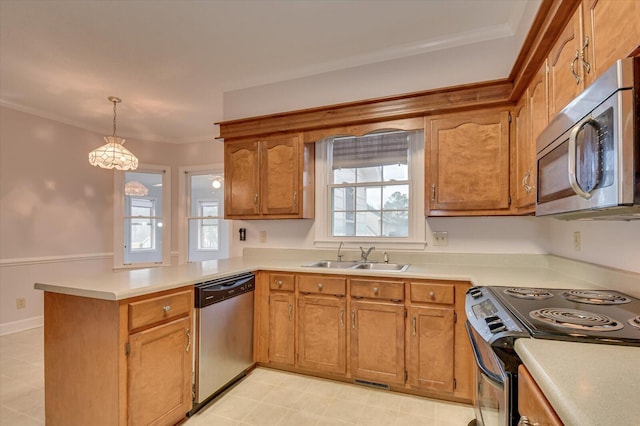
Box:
[36,250,640,426]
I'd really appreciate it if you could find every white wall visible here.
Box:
[0,106,223,333]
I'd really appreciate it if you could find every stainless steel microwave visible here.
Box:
[536,57,639,220]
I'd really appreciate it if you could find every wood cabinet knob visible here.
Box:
[429,291,435,300]
[317,283,323,290]
[163,305,171,313]
[277,280,283,287]
[373,287,379,295]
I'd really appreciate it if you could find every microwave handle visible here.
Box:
[568,119,594,200]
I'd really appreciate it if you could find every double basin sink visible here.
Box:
[302,260,410,272]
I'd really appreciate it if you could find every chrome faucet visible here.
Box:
[337,241,344,261]
[383,251,389,264]
[360,246,375,262]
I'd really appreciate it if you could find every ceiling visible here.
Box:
[0,0,540,144]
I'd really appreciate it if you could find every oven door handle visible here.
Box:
[465,321,505,386]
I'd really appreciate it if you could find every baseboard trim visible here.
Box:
[0,316,44,336]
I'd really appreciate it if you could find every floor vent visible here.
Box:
[354,379,390,390]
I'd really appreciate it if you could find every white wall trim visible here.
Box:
[0,316,43,336]
[0,253,113,267]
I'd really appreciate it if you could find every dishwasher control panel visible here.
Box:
[194,273,255,308]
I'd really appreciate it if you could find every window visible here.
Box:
[331,132,410,237]
[315,129,425,249]
[180,168,229,263]
[114,165,171,268]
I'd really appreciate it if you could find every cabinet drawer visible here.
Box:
[270,273,295,292]
[410,282,454,305]
[129,290,192,331]
[351,279,404,301]
[298,275,346,296]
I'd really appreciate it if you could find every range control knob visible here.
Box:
[469,289,483,299]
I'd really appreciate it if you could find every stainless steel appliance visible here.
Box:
[465,286,640,426]
[192,272,255,414]
[536,57,640,220]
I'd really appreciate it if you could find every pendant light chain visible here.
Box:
[112,98,117,138]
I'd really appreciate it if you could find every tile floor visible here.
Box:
[1,327,475,425]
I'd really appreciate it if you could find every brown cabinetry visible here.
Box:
[297,295,346,374]
[426,108,511,215]
[224,134,314,219]
[350,299,406,385]
[518,364,563,426]
[43,287,194,426]
[268,287,296,366]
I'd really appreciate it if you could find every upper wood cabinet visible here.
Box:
[548,0,640,118]
[514,61,547,211]
[426,108,512,215]
[224,134,314,219]
[582,0,640,86]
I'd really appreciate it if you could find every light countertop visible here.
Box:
[515,338,640,426]
[33,255,612,301]
[34,251,640,425]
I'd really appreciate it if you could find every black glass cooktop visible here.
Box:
[489,287,640,346]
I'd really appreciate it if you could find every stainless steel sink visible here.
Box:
[302,260,409,272]
[352,263,410,272]
[302,260,361,269]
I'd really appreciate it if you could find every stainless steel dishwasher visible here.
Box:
[192,272,255,414]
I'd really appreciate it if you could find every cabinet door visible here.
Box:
[261,135,300,215]
[268,292,295,365]
[128,316,192,426]
[518,365,563,426]
[427,109,511,212]
[297,295,346,374]
[224,140,260,217]
[583,0,640,86]
[350,300,405,385]
[514,96,532,209]
[408,306,455,393]
[548,5,584,117]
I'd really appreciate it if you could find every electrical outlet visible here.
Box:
[573,231,581,251]
[259,230,267,243]
[16,298,26,309]
[432,231,449,246]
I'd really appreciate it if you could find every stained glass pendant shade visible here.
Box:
[89,96,138,170]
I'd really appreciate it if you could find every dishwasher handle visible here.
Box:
[196,274,255,308]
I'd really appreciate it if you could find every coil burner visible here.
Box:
[561,290,631,305]
[503,288,554,300]
[529,308,623,332]
[628,316,640,330]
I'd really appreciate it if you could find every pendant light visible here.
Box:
[89,96,138,170]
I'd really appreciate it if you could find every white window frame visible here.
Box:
[196,200,220,250]
[314,130,426,250]
[178,164,229,264]
[114,164,171,269]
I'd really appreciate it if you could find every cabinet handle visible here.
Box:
[431,184,436,202]
[288,303,293,321]
[293,192,298,208]
[351,310,356,329]
[340,309,344,328]
[522,170,533,194]
[163,305,171,313]
[317,283,323,291]
[570,50,580,84]
[412,317,417,336]
[277,280,283,287]
[429,291,435,300]
[373,287,379,295]
[254,193,259,206]
[186,328,191,353]
[518,416,539,426]
[580,36,591,74]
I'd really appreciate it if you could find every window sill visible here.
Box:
[314,240,427,251]
[113,262,170,271]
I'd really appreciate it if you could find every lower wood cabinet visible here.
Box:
[43,286,194,426]
[297,295,346,374]
[268,292,295,365]
[407,306,455,392]
[255,272,474,405]
[350,299,406,385]
[518,364,563,426]
[128,316,192,426]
